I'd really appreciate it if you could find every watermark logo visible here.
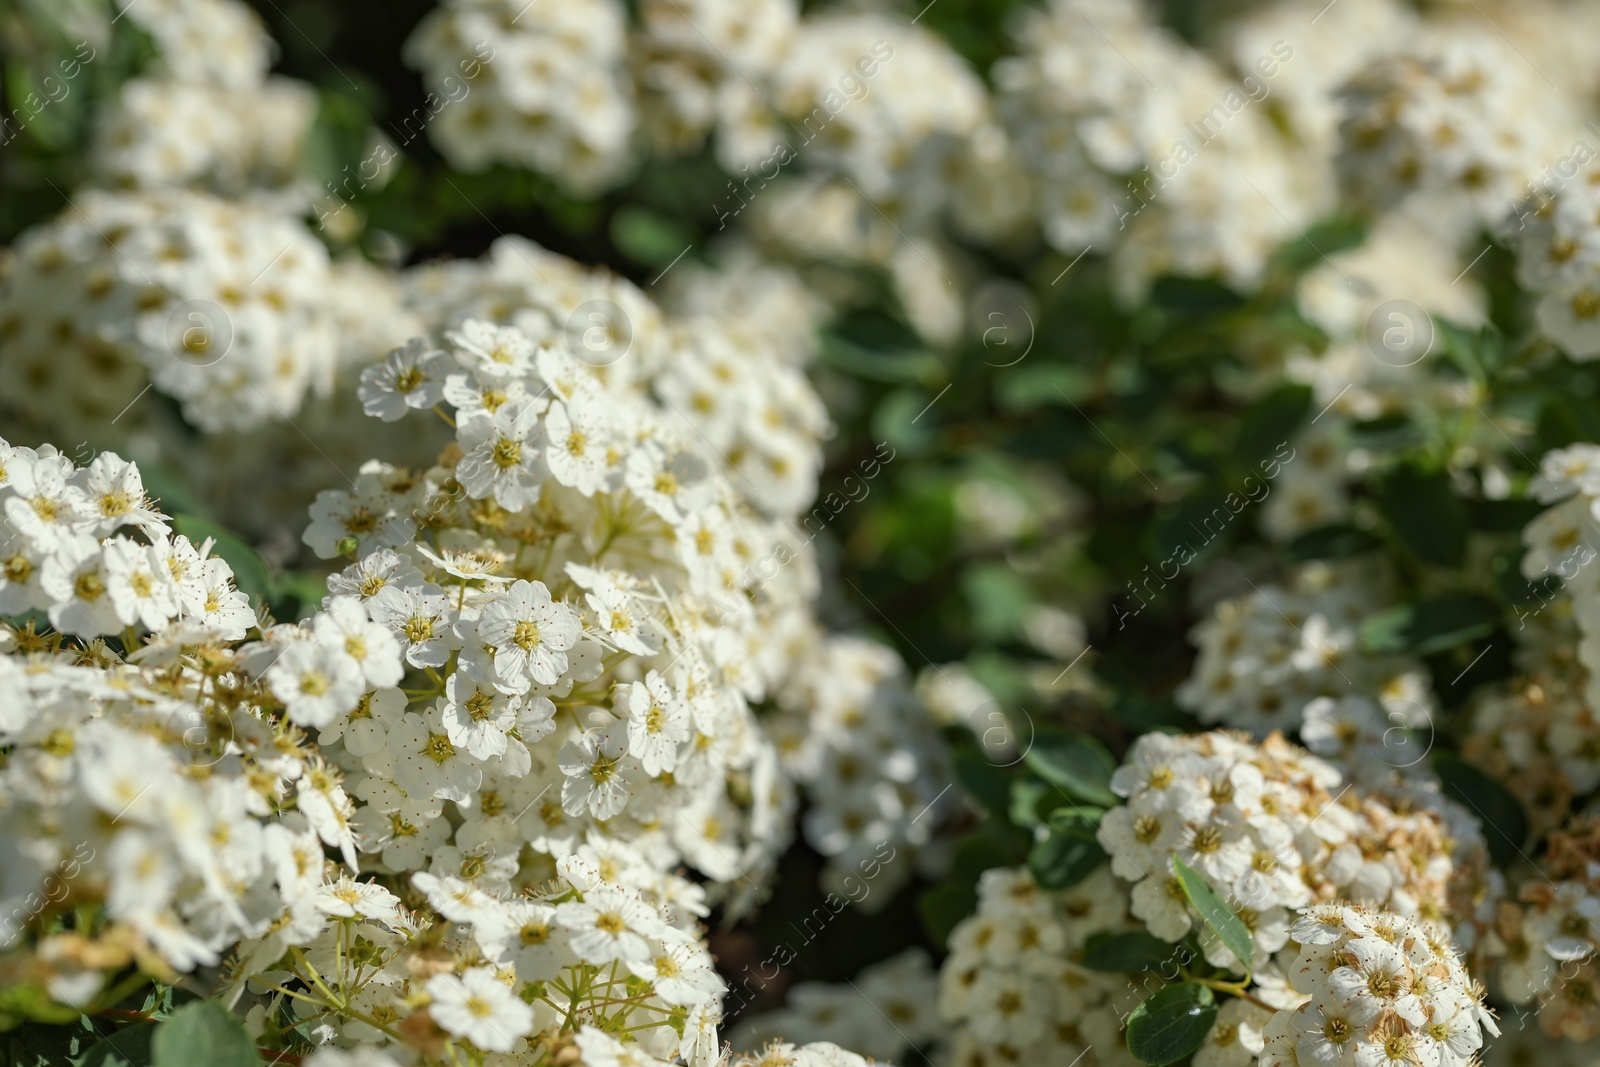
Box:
[1366,299,1433,368]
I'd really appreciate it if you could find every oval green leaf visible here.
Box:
[151,1001,257,1067]
[1126,982,1218,1066]
[1172,857,1252,974]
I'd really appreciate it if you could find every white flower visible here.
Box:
[267,640,365,728]
[1194,998,1270,1067]
[103,537,179,631]
[575,1025,672,1067]
[368,583,457,668]
[42,547,123,637]
[544,396,612,496]
[425,966,533,1053]
[479,579,580,692]
[389,702,485,807]
[441,667,520,760]
[559,725,636,820]
[455,398,546,510]
[446,320,537,379]
[313,595,404,688]
[555,884,661,965]
[359,337,450,421]
[623,671,689,776]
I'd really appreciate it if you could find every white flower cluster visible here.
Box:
[0,188,350,434]
[1493,884,1600,1042]
[938,866,1140,1067]
[1259,903,1498,1067]
[1177,561,1435,736]
[0,438,250,639]
[1506,163,1600,359]
[0,425,903,1062]
[89,0,319,196]
[0,437,389,992]
[774,636,951,905]
[1301,694,1507,954]
[403,235,830,519]
[730,948,941,1062]
[237,849,727,1063]
[1097,731,1466,969]
[1521,445,1600,712]
[631,0,794,159]
[305,317,814,902]
[987,0,1313,298]
[1466,672,1599,839]
[1336,28,1578,226]
[404,0,636,194]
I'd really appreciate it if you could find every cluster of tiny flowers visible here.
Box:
[1466,671,1599,840]
[1521,445,1600,712]
[730,948,941,1062]
[1486,815,1600,1041]
[0,188,348,434]
[1176,561,1435,736]
[95,0,316,195]
[631,0,796,162]
[231,848,728,1063]
[0,438,250,638]
[1258,903,1498,1067]
[937,866,1142,1067]
[1097,731,1464,969]
[0,438,389,994]
[1506,170,1600,359]
[403,235,830,520]
[403,0,635,195]
[1335,26,1578,227]
[299,1043,876,1067]
[987,0,1314,299]
[1300,694,1506,955]
[772,637,952,904]
[307,317,816,906]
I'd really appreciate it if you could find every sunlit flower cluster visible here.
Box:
[1098,731,1466,966]
[1259,903,1498,1067]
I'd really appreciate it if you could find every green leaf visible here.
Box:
[1172,858,1252,974]
[917,880,977,950]
[1151,489,1239,568]
[1126,982,1218,1066]
[1107,694,1193,730]
[0,984,80,1029]
[1149,276,1245,316]
[1433,752,1529,867]
[1027,810,1107,889]
[1359,595,1500,656]
[171,515,271,610]
[608,206,693,267]
[1470,498,1547,533]
[1081,930,1188,973]
[1023,731,1117,807]
[1378,465,1468,567]
[1272,214,1366,275]
[1285,522,1383,562]
[79,1022,157,1067]
[151,1002,255,1067]
[1347,413,1424,452]
[952,748,1014,817]
[961,563,1034,644]
[1230,384,1312,468]
[1027,828,1104,889]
